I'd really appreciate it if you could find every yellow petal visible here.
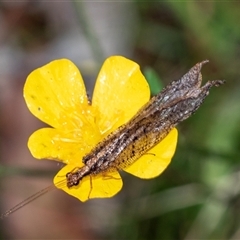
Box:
[123,128,178,178]
[54,165,123,201]
[28,128,101,165]
[92,56,150,136]
[24,59,89,129]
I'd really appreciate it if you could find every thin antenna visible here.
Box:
[1,179,66,219]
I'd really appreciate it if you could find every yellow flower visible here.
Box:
[24,56,178,202]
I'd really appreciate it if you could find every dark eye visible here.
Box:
[73,180,80,186]
[66,172,72,178]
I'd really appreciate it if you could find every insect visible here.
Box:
[1,60,225,219]
[66,60,224,187]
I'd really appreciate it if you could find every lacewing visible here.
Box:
[1,60,225,219]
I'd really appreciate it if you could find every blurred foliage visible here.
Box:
[1,1,240,240]
[144,67,163,96]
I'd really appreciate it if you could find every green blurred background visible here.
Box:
[0,1,240,239]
